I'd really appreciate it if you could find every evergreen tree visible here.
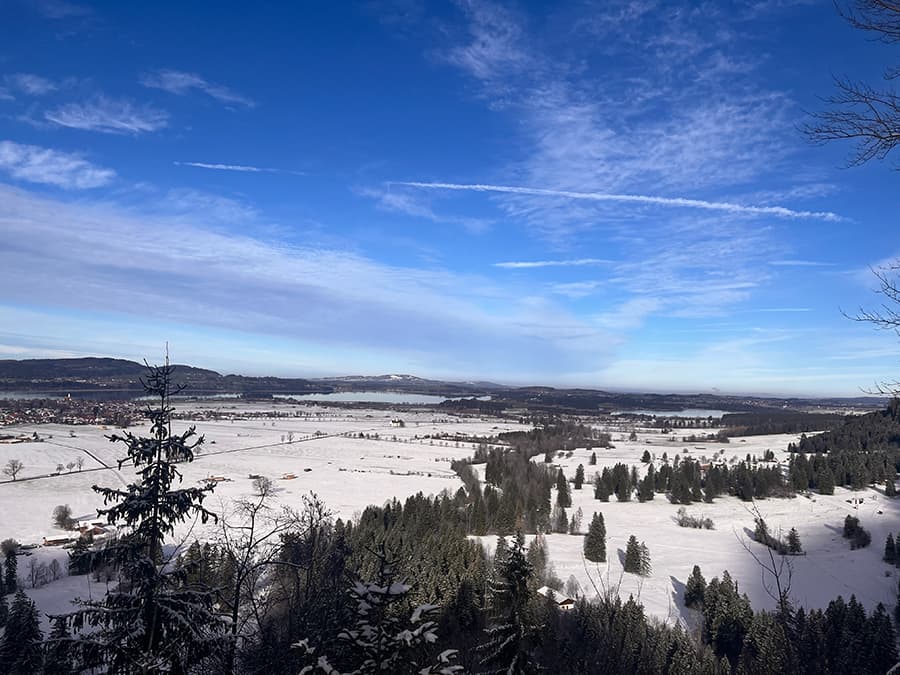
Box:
[684,565,706,608]
[641,449,651,463]
[702,571,753,666]
[884,533,896,564]
[552,505,569,534]
[556,469,572,508]
[594,471,611,502]
[638,543,652,577]
[43,616,74,674]
[583,512,606,563]
[526,533,548,583]
[574,464,585,490]
[886,477,897,497]
[0,588,9,628]
[477,530,537,674]
[787,527,803,555]
[0,589,43,673]
[55,361,226,672]
[624,535,642,574]
[4,549,16,592]
[296,546,461,674]
[589,451,597,466]
[867,603,898,674]
[817,465,835,495]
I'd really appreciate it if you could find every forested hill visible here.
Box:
[0,357,323,396]
[792,399,900,454]
[0,357,496,397]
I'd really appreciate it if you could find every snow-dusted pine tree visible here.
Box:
[53,359,226,672]
[0,589,43,672]
[296,544,462,674]
[477,530,538,674]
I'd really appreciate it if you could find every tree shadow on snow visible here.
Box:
[670,574,703,635]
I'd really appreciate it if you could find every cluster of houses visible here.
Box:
[42,519,117,548]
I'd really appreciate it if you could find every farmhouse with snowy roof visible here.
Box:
[536,585,575,610]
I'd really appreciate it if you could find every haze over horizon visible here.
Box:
[1,1,898,396]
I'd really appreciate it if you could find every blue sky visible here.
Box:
[0,0,898,395]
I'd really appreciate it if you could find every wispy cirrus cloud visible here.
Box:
[0,184,613,378]
[360,186,491,233]
[141,70,255,107]
[494,258,612,269]
[45,96,169,134]
[174,161,302,176]
[5,73,57,95]
[769,259,835,267]
[28,0,92,19]
[395,181,842,221]
[0,140,115,189]
[176,161,270,173]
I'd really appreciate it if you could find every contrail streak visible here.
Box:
[392,181,842,221]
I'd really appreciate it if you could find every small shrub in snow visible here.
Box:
[675,507,714,530]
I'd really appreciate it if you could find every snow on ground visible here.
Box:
[1,406,897,632]
[516,432,900,628]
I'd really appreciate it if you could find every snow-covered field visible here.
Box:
[0,404,897,632]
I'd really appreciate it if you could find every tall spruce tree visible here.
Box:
[884,533,896,564]
[4,549,16,592]
[624,535,642,574]
[55,360,226,672]
[43,616,74,674]
[0,589,43,673]
[555,469,572,508]
[478,530,537,674]
[583,512,606,563]
[684,565,706,608]
[574,464,585,490]
[0,583,7,629]
[788,527,803,555]
[638,543,652,577]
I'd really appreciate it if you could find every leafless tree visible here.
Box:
[215,490,331,673]
[75,456,85,471]
[252,474,273,497]
[3,458,24,480]
[803,2,900,166]
[736,501,794,623]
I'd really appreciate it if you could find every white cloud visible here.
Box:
[141,70,255,107]
[176,161,271,173]
[30,0,92,19]
[494,258,612,269]
[6,73,57,95]
[0,140,115,189]
[0,87,13,101]
[549,280,604,298]
[755,307,811,313]
[769,259,835,267]
[396,181,842,221]
[45,96,169,134]
[360,186,491,233]
[174,161,303,176]
[0,184,614,378]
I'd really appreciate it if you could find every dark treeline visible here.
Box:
[592,456,789,505]
[720,411,846,437]
[687,567,897,674]
[787,401,900,492]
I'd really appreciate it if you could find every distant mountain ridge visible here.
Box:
[0,357,886,413]
[0,357,503,397]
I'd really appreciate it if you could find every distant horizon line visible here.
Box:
[0,354,887,402]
